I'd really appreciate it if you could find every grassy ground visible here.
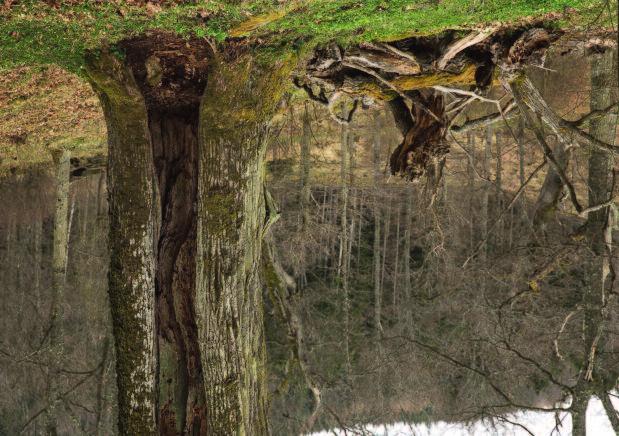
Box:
[0,0,614,74]
[0,0,615,174]
[0,65,105,175]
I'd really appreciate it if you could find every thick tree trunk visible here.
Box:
[86,52,159,435]
[387,92,447,181]
[195,54,294,435]
[88,35,303,435]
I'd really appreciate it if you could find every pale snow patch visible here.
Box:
[311,394,618,436]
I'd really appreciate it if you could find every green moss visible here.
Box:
[260,0,613,47]
[1,0,613,74]
[203,192,241,236]
[0,0,248,74]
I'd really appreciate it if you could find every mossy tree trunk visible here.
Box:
[88,39,295,435]
[195,54,294,436]
[86,52,159,435]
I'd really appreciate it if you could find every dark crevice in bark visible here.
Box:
[116,32,211,434]
[387,91,447,180]
[150,109,205,435]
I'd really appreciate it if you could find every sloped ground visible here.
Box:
[0,65,105,175]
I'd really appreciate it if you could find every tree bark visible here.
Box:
[387,92,447,181]
[372,113,383,335]
[339,117,352,372]
[86,51,159,435]
[532,136,567,227]
[581,47,617,387]
[195,54,294,435]
[151,110,205,435]
[571,394,588,436]
[299,101,312,287]
[403,189,413,298]
[600,392,619,433]
[45,148,71,435]
[481,127,491,261]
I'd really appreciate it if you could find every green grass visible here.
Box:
[0,0,250,74]
[266,0,606,45]
[0,0,615,74]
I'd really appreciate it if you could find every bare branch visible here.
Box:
[554,308,581,360]
[600,391,619,433]
[508,74,619,154]
[438,29,496,69]
[571,101,619,127]
[433,85,501,105]
[511,87,583,214]
[451,101,517,133]
[462,159,547,267]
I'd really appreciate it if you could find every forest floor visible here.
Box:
[1,0,612,73]
[0,0,615,174]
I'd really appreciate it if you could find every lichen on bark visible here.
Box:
[85,50,159,436]
[195,51,296,435]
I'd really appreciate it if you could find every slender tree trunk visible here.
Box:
[299,101,312,287]
[600,392,619,433]
[95,339,111,436]
[392,204,401,310]
[195,54,294,435]
[467,132,475,250]
[581,47,617,384]
[86,52,158,435]
[481,128,491,262]
[34,214,42,307]
[517,118,526,186]
[403,190,413,297]
[381,200,391,295]
[571,394,588,436]
[339,118,352,373]
[569,49,617,436]
[45,148,71,435]
[495,130,503,248]
[372,115,383,335]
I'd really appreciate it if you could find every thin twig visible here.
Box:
[462,159,547,267]
[554,308,581,360]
